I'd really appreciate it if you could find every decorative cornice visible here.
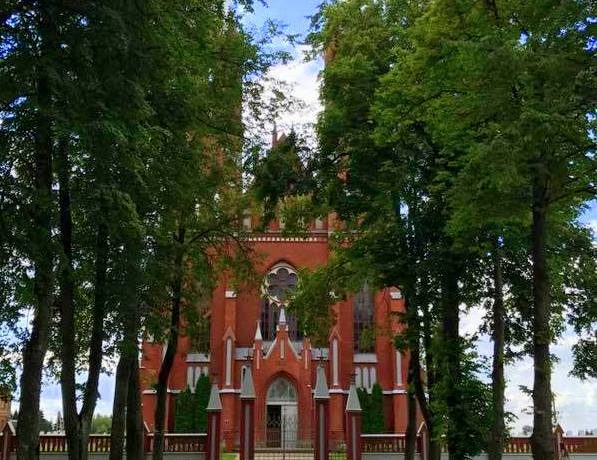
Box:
[219,388,241,394]
[383,389,407,395]
[186,353,210,363]
[246,235,328,243]
[353,353,378,363]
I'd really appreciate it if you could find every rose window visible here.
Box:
[262,264,298,305]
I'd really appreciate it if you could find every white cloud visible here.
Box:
[250,46,323,147]
[461,305,596,434]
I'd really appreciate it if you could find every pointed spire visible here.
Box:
[278,307,287,326]
[207,384,222,412]
[254,320,263,341]
[346,381,362,412]
[240,367,256,399]
[314,366,330,400]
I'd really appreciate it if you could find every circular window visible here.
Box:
[262,263,298,305]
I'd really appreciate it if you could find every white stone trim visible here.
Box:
[329,388,348,394]
[187,367,194,389]
[353,353,378,363]
[390,290,403,300]
[383,389,407,395]
[235,347,252,359]
[219,388,241,394]
[395,351,403,386]
[186,352,210,363]
[225,290,237,298]
[370,367,377,386]
[264,337,279,359]
[332,339,339,386]
[247,236,328,243]
[225,338,233,386]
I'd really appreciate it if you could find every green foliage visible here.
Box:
[174,389,196,433]
[300,0,595,457]
[38,411,54,433]
[249,131,317,228]
[1,0,285,453]
[174,375,211,433]
[358,384,385,434]
[194,375,211,432]
[91,414,112,434]
[431,346,493,456]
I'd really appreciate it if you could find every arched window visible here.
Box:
[354,284,374,352]
[260,263,303,341]
[266,377,297,403]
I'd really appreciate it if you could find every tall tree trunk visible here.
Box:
[152,226,186,460]
[59,139,109,460]
[78,221,109,459]
[57,139,82,460]
[403,295,418,460]
[127,356,145,460]
[488,238,505,460]
[441,266,463,460]
[418,288,440,460]
[405,367,417,460]
[109,354,132,460]
[17,6,55,460]
[530,180,554,460]
[110,244,142,460]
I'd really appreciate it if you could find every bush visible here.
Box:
[174,374,211,433]
[358,383,385,433]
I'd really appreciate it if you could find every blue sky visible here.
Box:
[33,0,597,435]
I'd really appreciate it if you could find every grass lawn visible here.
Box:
[221,453,238,460]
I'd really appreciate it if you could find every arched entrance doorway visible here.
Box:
[265,377,298,448]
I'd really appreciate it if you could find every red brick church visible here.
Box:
[140,150,409,443]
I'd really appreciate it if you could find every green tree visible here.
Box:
[174,389,196,433]
[38,412,53,433]
[358,384,385,434]
[386,1,595,458]
[194,374,211,433]
[90,415,112,434]
[1,3,57,458]
[173,375,211,433]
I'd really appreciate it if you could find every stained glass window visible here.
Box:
[354,284,374,352]
[267,377,297,402]
[260,263,302,341]
[263,265,298,305]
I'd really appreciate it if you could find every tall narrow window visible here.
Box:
[354,284,374,352]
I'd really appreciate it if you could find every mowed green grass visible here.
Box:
[221,453,238,460]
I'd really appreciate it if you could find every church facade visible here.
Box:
[140,214,409,445]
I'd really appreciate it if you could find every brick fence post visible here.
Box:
[206,384,222,460]
[239,368,255,460]
[314,366,330,460]
[345,381,362,460]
